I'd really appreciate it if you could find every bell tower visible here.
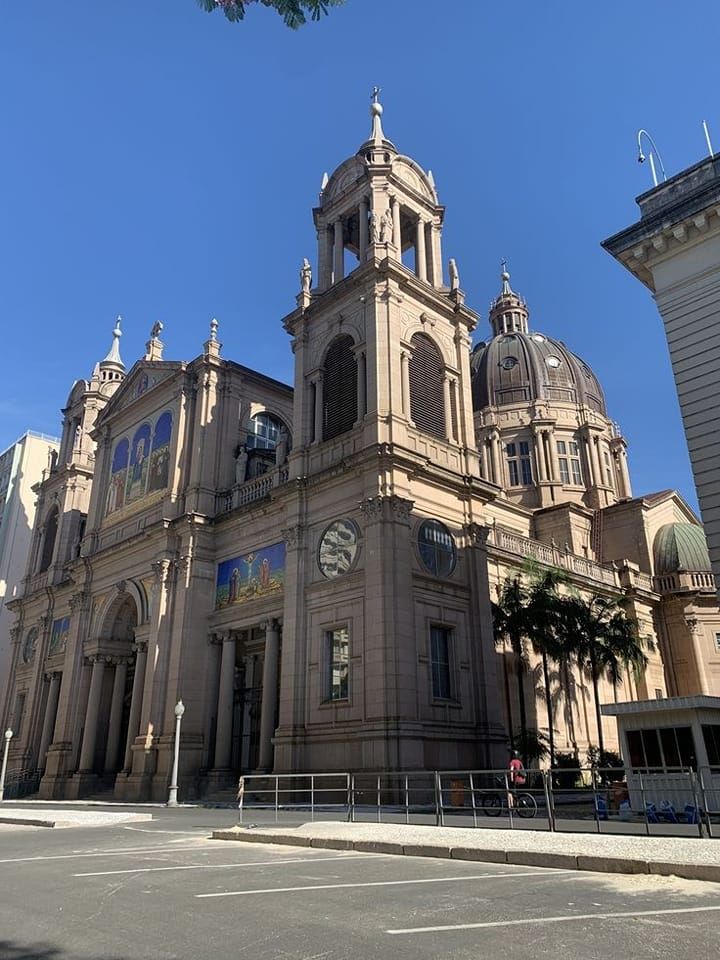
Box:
[284,90,481,480]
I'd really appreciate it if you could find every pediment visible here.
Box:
[99,361,183,422]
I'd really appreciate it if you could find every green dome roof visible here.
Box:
[653,523,711,575]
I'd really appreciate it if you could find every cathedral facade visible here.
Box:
[4,98,720,801]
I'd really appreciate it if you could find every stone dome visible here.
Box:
[470,270,607,415]
[470,330,607,414]
[653,523,712,575]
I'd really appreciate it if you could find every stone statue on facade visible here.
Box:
[150,320,163,339]
[369,210,380,243]
[380,208,393,244]
[275,427,289,467]
[300,258,312,294]
[449,258,460,292]
[235,445,249,485]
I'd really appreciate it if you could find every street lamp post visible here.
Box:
[0,728,14,802]
[167,700,185,807]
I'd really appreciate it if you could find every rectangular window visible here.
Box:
[430,625,452,700]
[627,726,696,771]
[715,632,720,653]
[702,725,720,768]
[506,441,533,487]
[557,440,582,485]
[325,627,349,701]
[558,457,570,484]
[568,441,583,484]
[603,451,614,488]
[13,692,26,739]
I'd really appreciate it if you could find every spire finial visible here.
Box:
[102,315,124,367]
[370,85,385,143]
[209,317,219,342]
[500,259,512,295]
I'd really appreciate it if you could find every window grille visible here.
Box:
[409,334,445,439]
[323,336,357,441]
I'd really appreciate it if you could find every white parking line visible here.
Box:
[0,844,208,864]
[74,852,382,877]
[196,869,572,899]
[386,904,720,935]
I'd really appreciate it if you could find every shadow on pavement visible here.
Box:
[0,942,126,960]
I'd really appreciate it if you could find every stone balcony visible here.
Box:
[215,466,290,517]
[487,524,620,589]
[653,570,717,595]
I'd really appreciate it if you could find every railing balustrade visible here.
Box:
[215,466,290,517]
[235,766,720,839]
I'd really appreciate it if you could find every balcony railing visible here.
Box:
[488,525,618,588]
[215,466,290,517]
[654,570,717,594]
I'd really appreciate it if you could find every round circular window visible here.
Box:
[22,627,38,665]
[417,520,457,577]
[546,356,561,368]
[532,334,546,343]
[500,356,518,371]
[318,519,359,579]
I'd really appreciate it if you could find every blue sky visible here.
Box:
[1,1,718,510]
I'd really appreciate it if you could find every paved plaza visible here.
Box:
[0,806,718,959]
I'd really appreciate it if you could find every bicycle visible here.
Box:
[481,776,538,818]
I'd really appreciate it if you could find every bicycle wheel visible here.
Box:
[516,793,537,818]
[482,793,503,817]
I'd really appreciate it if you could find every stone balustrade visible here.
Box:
[215,466,290,517]
[487,525,619,588]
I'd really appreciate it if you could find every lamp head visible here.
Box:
[174,700,185,719]
[638,150,646,164]
[4,728,13,741]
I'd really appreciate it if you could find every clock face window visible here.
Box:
[22,628,38,665]
[417,519,457,577]
[318,520,359,579]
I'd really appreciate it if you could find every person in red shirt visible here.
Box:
[507,750,526,807]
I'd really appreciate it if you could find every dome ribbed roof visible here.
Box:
[470,330,607,414]
[653,523,712,575]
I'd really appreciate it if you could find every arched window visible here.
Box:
[38,507,58,573]
[409,333,445,439]
[323,335,357,441]
[246,412,282,450]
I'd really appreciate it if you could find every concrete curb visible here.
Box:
[211,829,720,884]
[0,816,56,828]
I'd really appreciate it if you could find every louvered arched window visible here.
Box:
[323,335,358,441]
[409,333,445,439]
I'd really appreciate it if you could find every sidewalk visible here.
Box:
[0,808,154,828]
[212,820,720,883]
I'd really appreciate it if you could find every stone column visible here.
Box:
[104,659,128,772]
[430,223,442,287]
[401,351,411,419]
[214,633,237,770]
[38,673,61,772]
[359,200,368,261]
[123,641,148,771]
[78,656,106,773]
[391,196,401,251]
[532,429,547,482]
[355,350,366,422]
[582,434,596,486]
[442,375,453,441]
[490,432,502,486]
[415,217,427,281]
[333,219,344,284]
[313,374,324,443]
[617,445,632,498]
[258,620,281,772]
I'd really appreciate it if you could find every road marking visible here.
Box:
[0,845,210,864]
[74,853,382,877]
[386,904,720,935]
[196,869,572,899]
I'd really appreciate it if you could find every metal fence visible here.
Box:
[236,767,720,839]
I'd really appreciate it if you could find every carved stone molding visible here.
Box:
[685,617,702,636]
[9,626,20,644]
[281,524,305,549]
[69,590,90,614]
[465,523,491,547]
[151,558,174,588]
[132,639,148,655]
[359,495,414,524]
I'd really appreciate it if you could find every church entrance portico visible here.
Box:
[66,593,138,799]
[205,618,281,794]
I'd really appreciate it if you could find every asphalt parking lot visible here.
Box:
[1,807,719,960]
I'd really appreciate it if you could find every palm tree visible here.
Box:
[492,577,530,765]
[523,564,569,769]
[559,593,652,758]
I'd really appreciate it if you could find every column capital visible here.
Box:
[281,524,305,549]
[132,639,148,654]
[359,495,414,525]
[465,523,492,547]
[260,618,281,634]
